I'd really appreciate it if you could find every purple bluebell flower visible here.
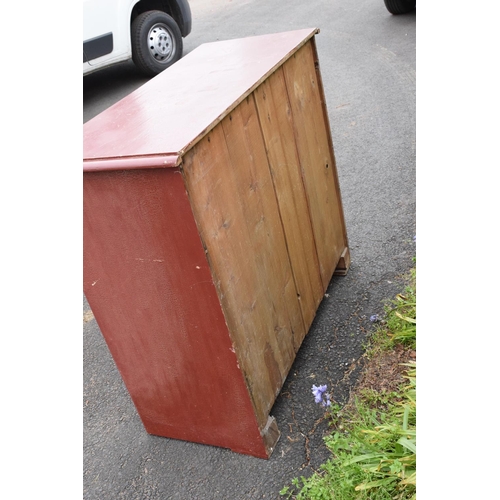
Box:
[312,384,327,398]
[370,314,380,322]
[312,384,331,407]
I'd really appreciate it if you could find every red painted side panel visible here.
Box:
[83,167,267,457]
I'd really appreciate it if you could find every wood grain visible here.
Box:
[254,68,324,334]
[282,41,347,289]
[182,97,304,428]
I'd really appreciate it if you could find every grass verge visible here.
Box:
[280,266,416,500]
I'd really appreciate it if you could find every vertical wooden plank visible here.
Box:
[254,68,324,334]
[283,40,347,290]
[181,99,305,428]
[309,36,350,251]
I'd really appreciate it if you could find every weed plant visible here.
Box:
[281,266,416,500]
[371,267,416,353]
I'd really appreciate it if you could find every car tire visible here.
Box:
[383,0,416,15]
[131,10,183,77]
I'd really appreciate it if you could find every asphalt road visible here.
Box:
[83,0,416,498]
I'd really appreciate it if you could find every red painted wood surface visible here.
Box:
[83,168,268,457]
[83,28,318,163]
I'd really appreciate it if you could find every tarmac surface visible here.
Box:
[83,1,416,498]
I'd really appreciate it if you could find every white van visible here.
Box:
[83,0,192,77]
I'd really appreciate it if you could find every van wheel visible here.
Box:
[131,10,183,77]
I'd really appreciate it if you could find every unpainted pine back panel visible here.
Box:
[254,67,324,335]
[181,99,304,428]
[283,40,347,289]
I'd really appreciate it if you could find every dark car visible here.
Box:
[383,0,416,15]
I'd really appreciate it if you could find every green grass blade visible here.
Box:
[354,477,398,490]
[398,437,416,454]
[402,406,409,431]
[342,453,385,466]
[394,311,416,324]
